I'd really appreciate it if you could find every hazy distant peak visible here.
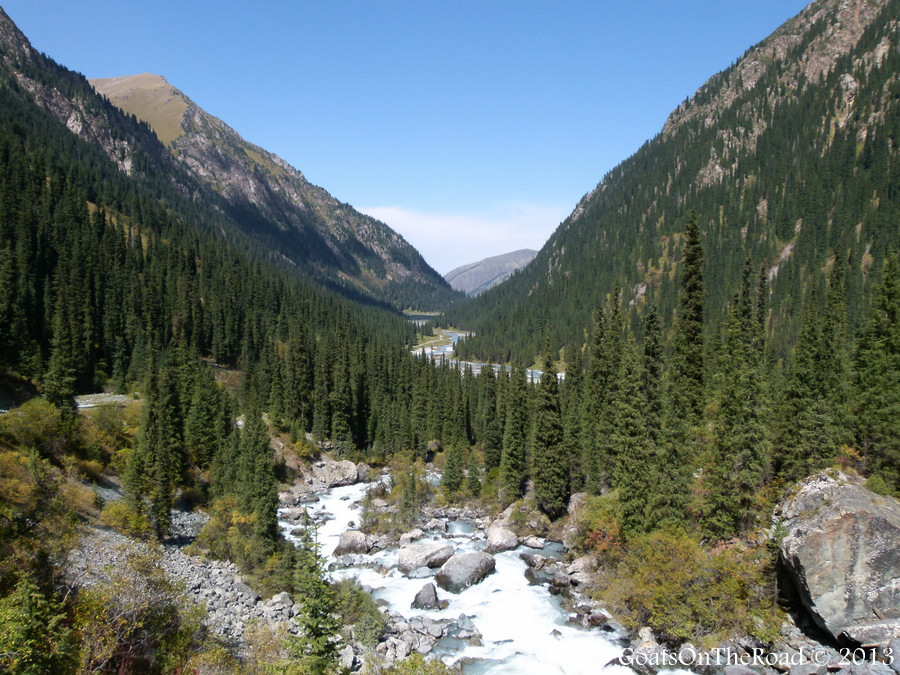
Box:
[445,249,537,296]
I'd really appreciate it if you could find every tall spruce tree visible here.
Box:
[127,356,184,538]
[703,272,770,540]
[612,338,655,536]
[855,253,900,493]
[653,211,705,527]
[532,341,568,519]
[500,363,529,502]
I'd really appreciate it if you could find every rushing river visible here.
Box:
[280,482,632,674]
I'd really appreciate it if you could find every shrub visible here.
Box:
[99,500,151,537]
[73,546,205,673]
[333,579,387,649]
[599,526,779,647]
[0,398,69,458]
[0,574,77,674]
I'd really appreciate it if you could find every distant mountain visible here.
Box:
[448,0,900,364]
[88,73,460,311]
[444,249,537,296]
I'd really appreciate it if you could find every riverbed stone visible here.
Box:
[566,555,596,586]
[485,523,518,553]
[313,459,358,487]
[777,470,900,648]
[520,552,545,569]
[411,582,441,610]
[435,552,496,593]
[399,528,424,546]
[522,535,545,549]
[334,530,369,556]
[398,541,454,574]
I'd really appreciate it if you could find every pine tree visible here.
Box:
[653,211,705,528]
[442,444,463,500]
[855,253,900,493]
[532,341,568,519]
[500,363,529,502]
[290,519,340,673]
[612,339,654,536]
[702,288,770,540]
[128,357,184,538]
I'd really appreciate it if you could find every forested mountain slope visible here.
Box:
[90,73,459,311]
[448,0,900,364]
[0,7,457,311]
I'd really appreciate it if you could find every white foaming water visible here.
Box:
[280,483,633,674]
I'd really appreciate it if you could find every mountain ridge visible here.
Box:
[448,0,899,364]
[444,248,537,296]
[89,71,460,311]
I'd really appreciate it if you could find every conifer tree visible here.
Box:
[290,519,340,673]
[654,210,705,527]
[561,341,585,491]
[442,444,463,500]
[703,285,770,540]
[128,357,184,538]
[500,363,529,502]
[855,253,900,492]
[613,339,654,536]
[532,341,568,519]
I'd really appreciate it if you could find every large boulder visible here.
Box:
[333,530,369,556]
[435,552,496,593]
[313,459,358,487]
[411,582,441,610]
[398,541,454,574]
[485,523,518,553]
[777,471,900,647]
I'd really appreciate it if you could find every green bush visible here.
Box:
[333,579,386,649]
[599,526,779,647]
[99,500,151,537]
[0,574,77,674]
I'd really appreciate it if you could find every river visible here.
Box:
[280,482,632,674]
[414,329,551,382]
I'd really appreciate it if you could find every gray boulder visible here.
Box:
[313,459,358,487]
[485,523,518,553]
[411,582,441,610]
[399,528,424,546]
[398,541,454,574]
[778,471,900,647]
[435,552,496,593]
[333,530,369,556]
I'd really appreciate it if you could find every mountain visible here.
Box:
[88,73,460,311]
[447,0,900,364]
[444,249,537,296]
[0,11,456,313]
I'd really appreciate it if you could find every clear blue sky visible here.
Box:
[2,1,810,273]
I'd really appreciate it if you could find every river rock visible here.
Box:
[778,470,900,648]
[399,528,424,546]
[411,582,441,610]
[435,552,496,593]
[520,552,545,569]
[522,535,545,549]
[313,459,358,487]
[566,555,596,586]
[398,541,454,574]
[338,644,357,671]
[485,523,518,553]
[334,530,369,556]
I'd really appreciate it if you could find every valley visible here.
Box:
[0,0,898,673]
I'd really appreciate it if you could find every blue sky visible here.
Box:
[3,1,810,272]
